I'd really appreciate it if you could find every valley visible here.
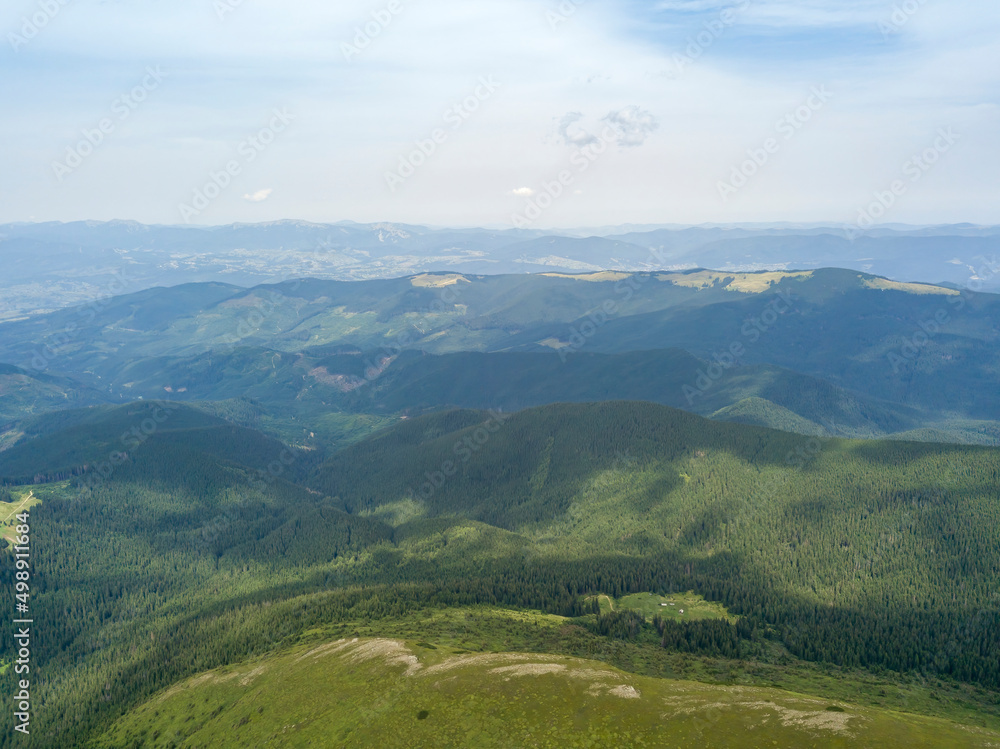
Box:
[0,267,999,747]
[8,0,999,743]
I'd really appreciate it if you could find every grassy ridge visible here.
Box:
[101,635,1000,748]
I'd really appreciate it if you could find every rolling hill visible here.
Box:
[3,268,1000,443]
[0,364,107,424]
[337,349,930,439]
[4,264,1000,747]
[5,267,991,376]
[0,401,310,486]
[3,401,1000,745]
[102,637,1000,748]
[500,268,1000,419]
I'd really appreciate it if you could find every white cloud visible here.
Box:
[604,106,659,147]
[509,187,535,197]
[243,189,273,203]
[556,112,600,147]
[649,0,897,29]
[554,107,659,150]
[1,0,997,226]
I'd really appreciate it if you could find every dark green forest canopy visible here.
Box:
[1,400,999,746]
[2,268,1000,746]
[4,268,1000,446]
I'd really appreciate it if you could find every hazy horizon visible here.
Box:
[4,217,1000,233]
[2,1,998,228]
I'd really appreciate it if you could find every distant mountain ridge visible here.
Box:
[1,219,997,320]
[2,267,999,445]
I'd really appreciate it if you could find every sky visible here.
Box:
[0,0,998,229]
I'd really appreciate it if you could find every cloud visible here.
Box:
[603,106,659,147]
[650,0,892,28]
[2,0,997,226]
[653,0,741,11]
[556,112,600,147]
[243,189,273,203]
[555,107,659,150]
[509,187,535,197]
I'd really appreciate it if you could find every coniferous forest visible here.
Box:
[6,0,1000,740]
[1,268,1000,747]
[1,393,999,746]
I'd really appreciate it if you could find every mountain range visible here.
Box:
[2,258,1000,746]
[3,220,998,321]
[2,267,999,447]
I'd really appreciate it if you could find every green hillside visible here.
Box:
[3,268,999,437]
[0,402,310,486]
[0,364,108,424]
[0,429,392,745]
[341,349,928,439]
[711,396,829,435]
[889,420,1000,446]
[102,637,1000,748]
[80,346,991,445]
[311,403,1000,688]
[523,269,1000,420]
[0,272,719,374]
[2,388,1000,746]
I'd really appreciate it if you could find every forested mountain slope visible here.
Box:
[512,269,1000,418]
[0,364,107,424]
[339,349,928,438]
[0,402,311,486]
[4,266,999,443]
[1,401,999,745]
[3,269,993,380]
